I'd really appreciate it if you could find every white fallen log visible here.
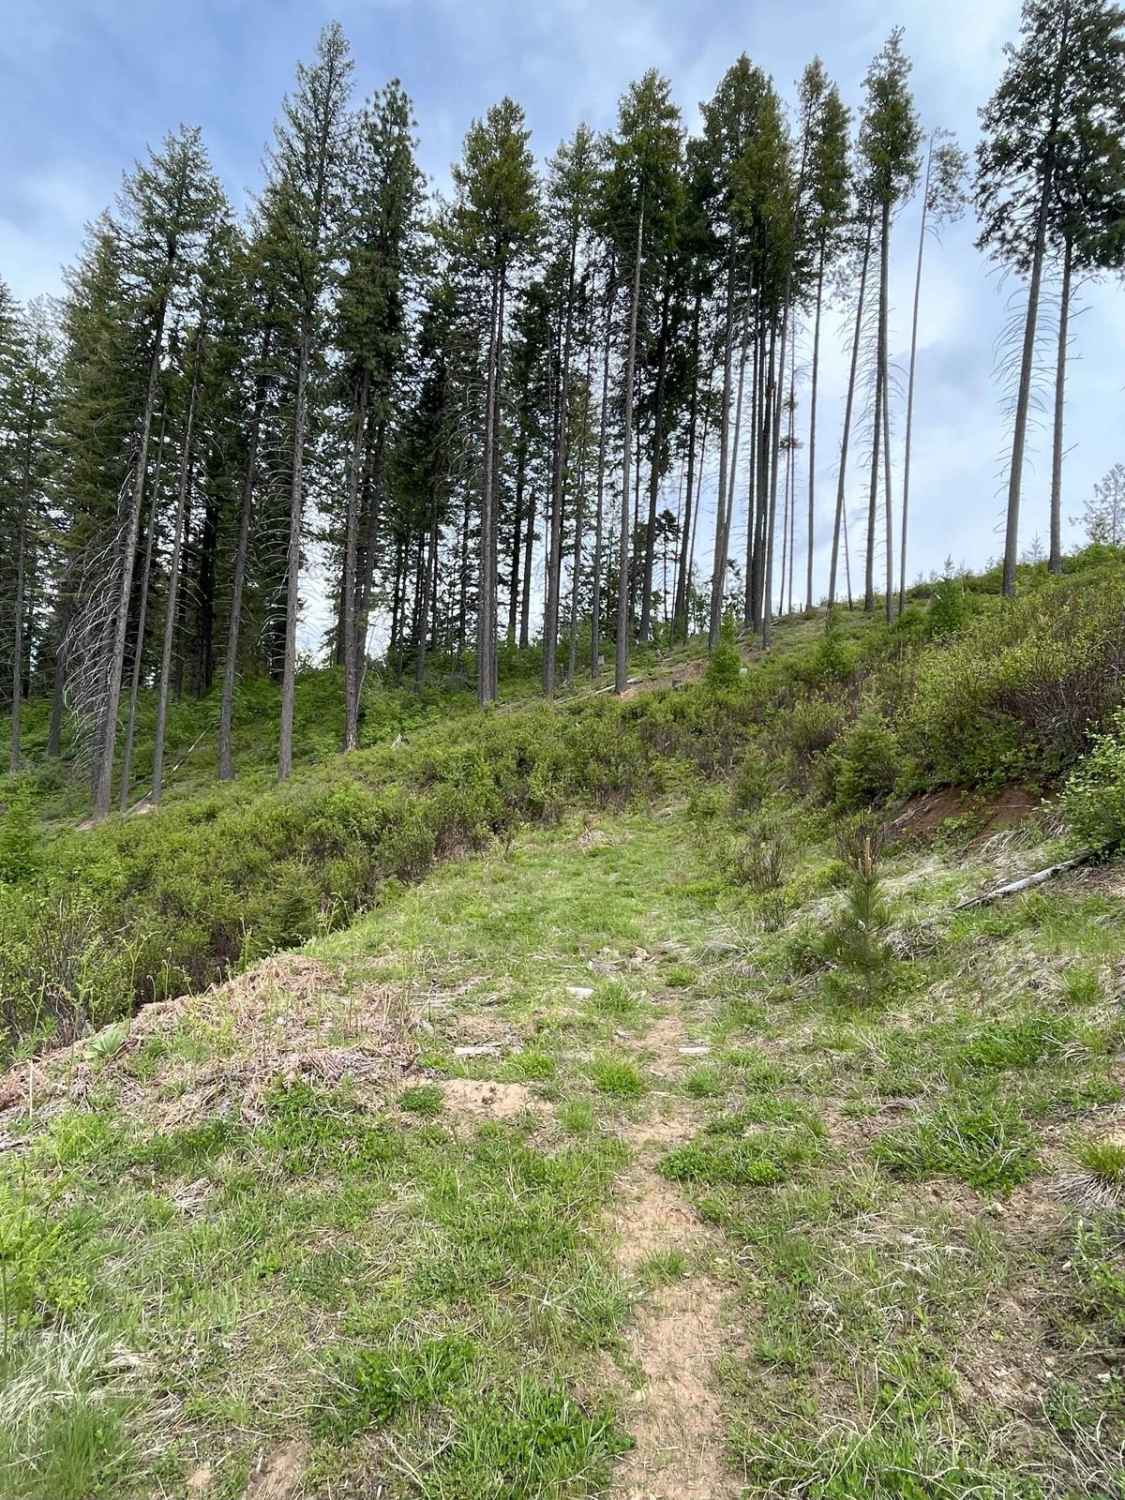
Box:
[954,849,1101,910]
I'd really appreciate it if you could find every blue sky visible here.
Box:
[3,0,1124,604]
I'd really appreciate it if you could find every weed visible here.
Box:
[871,1099,1038,1192]
[588,1057,646,1099]
[399,1083,444,1117]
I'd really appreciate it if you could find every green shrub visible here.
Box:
[1062,708,1125,848]
[926,576,972,639]
[784,697,845,768]
[0,784,41,885]
[828,712,900,810]
[704,639,743,691]
[902,568,1125,788]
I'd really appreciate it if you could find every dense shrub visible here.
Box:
[1063,708,1125,849]
[900,568,1125,789]
[826,710,901,810]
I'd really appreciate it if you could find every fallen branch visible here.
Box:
[955,848,1102,909]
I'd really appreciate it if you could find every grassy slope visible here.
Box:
[1,796,1123,1498]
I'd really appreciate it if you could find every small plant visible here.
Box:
[820,821,897,1006]
[731,743,772,813]
[399,1083,444,1117]
[588,1056,646,1098]
[660,1128,816,1188]
[871,1099,1038,1192]
[731,820,793,895]
[317,1335,476,1438]
[1074,1135,1125,1189]
[1060,965,1103,1006]
[704,633,743,691]
[927,575,971,638]
[682,1066,727,1099]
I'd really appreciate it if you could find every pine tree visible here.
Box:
[338,79,424,743]
[261,21,353,779]
[800,64,851,614]
[976,0,1125,594]
[451,98,540,704]
[87,129,221,818]
[603,70,683,691]
[859,29,921,621]
[0,293,58,772]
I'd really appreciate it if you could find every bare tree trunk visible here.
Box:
[9,511,25,774]
[566,342,594,685]
[93,309,167,819]
[829,209,873,612]
[615,201,644,695]
[415,516,437,687]
[879,196,895,623]
[864,212,885,614]
[218,335,270,782]
[806,240,825,612]
[591,260,615,677]
[718,327,749,626]
[674,291,702,642]
[152,348,201,804]
[1003,8,1069,595]
[545,234,579,695]
[343,368,369,749]
[750,312,768,627]
[279,320,312,781]
[639,278,671,642]
[708,252,738,650]
[519,480,536,650]
[1049,231,1073,576]
[762,301,790,648]
[119,413,168,806]
[900,139,932,616]
[478,267,500,704]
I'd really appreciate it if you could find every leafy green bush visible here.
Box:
[902,568,1125,788]
[1062,708,1125,848]
[704,639,743,691]
[926,576,972,639]
[827,711,901,810]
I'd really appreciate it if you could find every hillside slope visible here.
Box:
[2,791,1124,1498]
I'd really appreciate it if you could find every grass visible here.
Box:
[1,781,1124,1495]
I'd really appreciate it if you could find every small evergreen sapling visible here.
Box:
[822,820,897,1004]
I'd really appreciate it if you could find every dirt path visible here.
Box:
[609,1006,742,1500]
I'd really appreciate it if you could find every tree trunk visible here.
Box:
[708,251,738,651]
[674,291,702,642]
[762,301,790,648]
[1049,232,1073,575]
[615,201,644,696]
[806,239,825,612]
[750,310,768,627]
[829,208,874,612]
[218,330,270,782]
[279,322,311,782]
[545,233,579,695]
[900,139,932,616]
[591,260,615,677]
[343,367,369,749]
[1002,6,1069,596]
[120,413,168,806]
[879,196,894,624]
[151,344,202,805]
[93,303,167,819]
[639,278,672,642]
